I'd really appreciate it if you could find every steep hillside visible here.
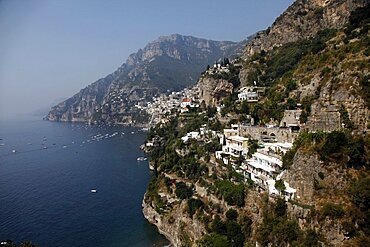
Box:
[242,0,368,57]
[46,34,246,124]
[142,2,370,247]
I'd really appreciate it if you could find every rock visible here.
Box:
[46,34,247,125]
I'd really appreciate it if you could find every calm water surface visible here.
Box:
[0,117,168,247]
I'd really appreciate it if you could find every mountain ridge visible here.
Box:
[46,34,248,124]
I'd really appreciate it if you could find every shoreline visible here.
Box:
[142,194,176,247]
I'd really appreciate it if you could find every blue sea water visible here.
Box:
[0,117,168,247]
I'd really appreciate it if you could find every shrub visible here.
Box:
[175,182,193,199]
[320,202,345,218]
[226,209,238,221]
[226,220,245,247]
[211,215,227,235]
[274,198,287,217]
[215,180,245,207]
[187,198,204,217]
[198,233,228,247]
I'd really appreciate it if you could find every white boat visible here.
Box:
[12,149,16,153]
[137,157,146,161]
[91,189,97,193]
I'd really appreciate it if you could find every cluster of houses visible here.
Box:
[179,122,296,201]
[216,124,296,201]
[142,88,200,126]
[142,77,301,201]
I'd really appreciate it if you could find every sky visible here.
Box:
[0,0,294,119]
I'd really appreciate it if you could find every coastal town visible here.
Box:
[142,64,303,203]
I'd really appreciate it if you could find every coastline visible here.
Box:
[142,194,176,247]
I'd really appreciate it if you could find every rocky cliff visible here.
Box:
[46,34,247,124]
[242,0,368,58]
[142,1,370,247]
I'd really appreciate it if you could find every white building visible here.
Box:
[266,179,296,201]
[180,98,192,108]
[181,131,200,143]
[237,141,296,200]
[216,135,248,165]
[238,91,259,102]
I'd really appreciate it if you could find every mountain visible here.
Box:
[242,0,368,58]
[46,34,247,124]
[142,1,370,247]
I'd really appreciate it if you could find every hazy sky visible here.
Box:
[0,0,294,118]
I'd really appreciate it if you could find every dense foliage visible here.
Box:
[214,180,245,207]
[282,131,369,169]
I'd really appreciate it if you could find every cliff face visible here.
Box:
[142,1,370,247]
[142,193,207,246]
[242,0,368,58]
[46,34,246,124]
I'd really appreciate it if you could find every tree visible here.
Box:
[212,215,227,235]
[226,221,245,247]
[175,182,193,199]
[275,179,286,194]
[286,98,297,110]
[274,198,287,217]
[199,233,228,247]
[226,209,238,221]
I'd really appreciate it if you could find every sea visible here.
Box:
[0,116,169,247]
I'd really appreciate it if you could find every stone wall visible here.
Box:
[240,126,298,143]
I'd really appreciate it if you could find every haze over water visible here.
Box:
[0,117,168,247]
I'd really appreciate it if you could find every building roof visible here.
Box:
[224,129,238,133]
[228,135,248,142]
[253,152,283,166]
[247,160,276,173]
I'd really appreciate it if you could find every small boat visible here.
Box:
[91,189,97,193]
[43,146,48,149]
[63,145,67,148]
[131,131,135,134]
[137,157,146,161]
[12,149,16,153]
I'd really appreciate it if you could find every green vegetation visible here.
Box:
[202,214,245,247]
[349,176,370,238]
[209,63,241,88]
[249,28,337,86]
[144,5,370,246]
[274,179,286,194]
[199,233,229,247]
[256,197,324,246]
[339,104,354,129]
[320,202,345,219]
[175,182,193,199]
[282,131,369,169]
[187,198,204,217]
[214,180,245,207]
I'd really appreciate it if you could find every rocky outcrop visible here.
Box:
[46,34,247,124]
[142,195,207,247]
[242,0,368,58]
[197,77,234,106]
